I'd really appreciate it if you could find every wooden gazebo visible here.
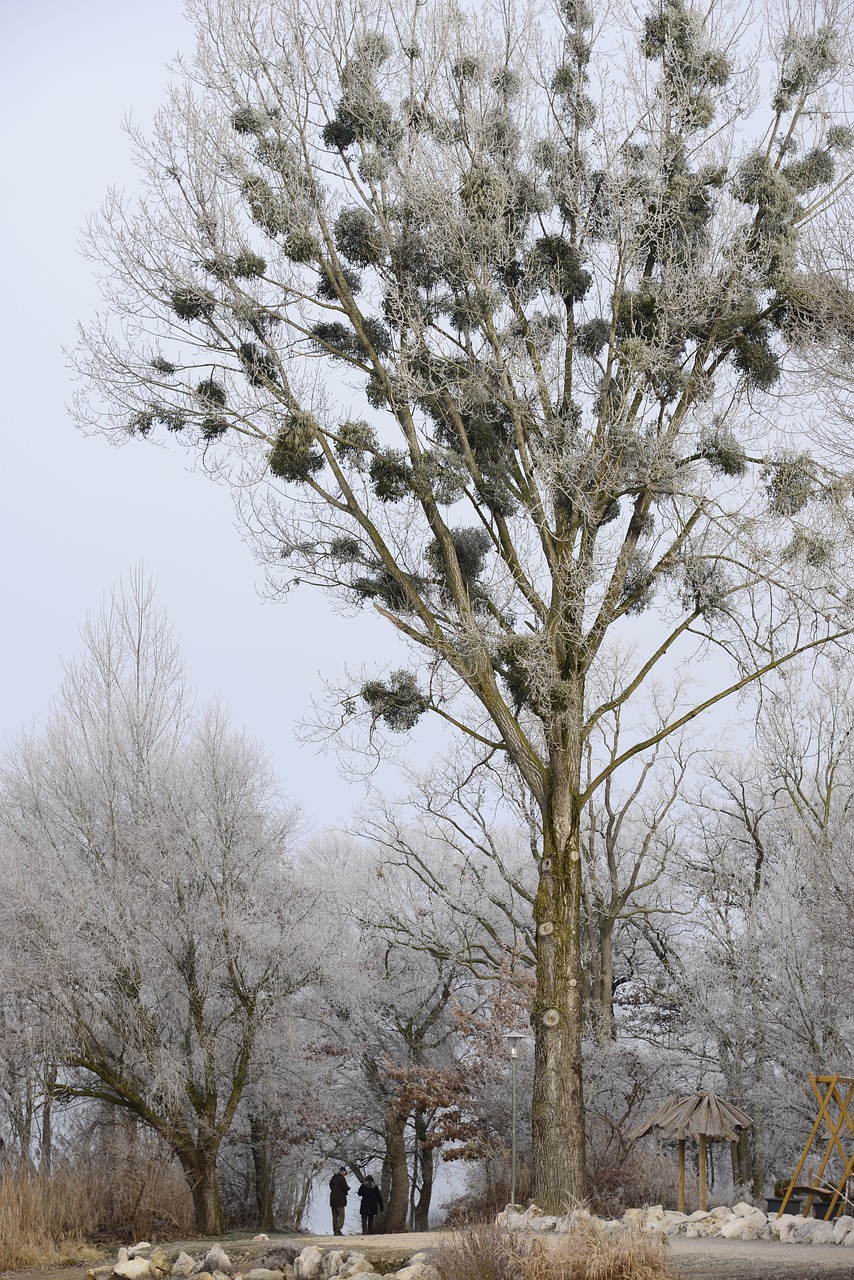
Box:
[629,1091,753,1212]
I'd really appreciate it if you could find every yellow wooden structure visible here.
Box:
[778,1074,854,1220]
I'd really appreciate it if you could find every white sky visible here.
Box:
[0,0,417,825]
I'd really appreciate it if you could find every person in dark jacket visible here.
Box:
[357,1175,384,1234]
[329,1165,350,1235]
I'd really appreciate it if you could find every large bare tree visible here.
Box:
[75,0,854,1206]
[0,576,322,1232]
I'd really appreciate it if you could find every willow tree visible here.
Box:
[76,0,854,1207]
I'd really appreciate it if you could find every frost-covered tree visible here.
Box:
[0,577,323,1232]
[75,0,854,1206]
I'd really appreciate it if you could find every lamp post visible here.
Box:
[504,1030,527,1207]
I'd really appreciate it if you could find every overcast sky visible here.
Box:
[0,0,420,826]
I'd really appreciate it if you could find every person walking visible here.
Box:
[357,1175,384,1234]
[329,1165,350,1236]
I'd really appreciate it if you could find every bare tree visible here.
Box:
[75,0,854,1205]
[0,575,324,1232]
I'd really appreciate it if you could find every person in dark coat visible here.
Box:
[329,1165,350,1235]
[357,1175,384,1234]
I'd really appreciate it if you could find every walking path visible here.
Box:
[5,1228,854,1280]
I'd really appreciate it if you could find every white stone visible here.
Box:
[789,1218,835,1245]
[342,1264,373,1279]
[129,1246,153,1260]
[731,1201,757,1218]
[244,1270,284,1280]
[252,1237,270,1244]
[114,1261,153,1280]
[172,1256,196,1278]
[708,1206,732,1220]
[294,1248,325,1280]
[833,1215,854,1244]
[395,1265,440,1280]
[204,1249,232,1277]
[321,1253,348,1279]
[118,1251,130,1265]
[621,1208,646,1224]
[149,1249,170,1276]
[769,1213,800,1241]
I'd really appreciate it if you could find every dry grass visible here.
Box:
[435,1219,674,1280]
[0,1166,106,1271]
[0,1140,194,1271]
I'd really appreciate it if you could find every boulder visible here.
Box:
[731,1201,757,1218]
[658,1211,688,1234]
[294,1247,325,1280]
[788,1218,836,1245]
[114,1260,154,1280]
[834,1215,854,1244]
[621,1208,646,1224]
[708,1206,732,1220]
[395,1265,440,1280]
[321,1251,346,1278]
[118,1251,130,1265]
[172,1255,197,1278]
[129,1246,153,1260]
[253,1237,270,1245]
[720,1211,768,1241]
[497,1211,528,1231]
[149,1249,170,1277]
[769,1213,801,1241]
[203,1248,232,1276]
[245,1271,284,1280]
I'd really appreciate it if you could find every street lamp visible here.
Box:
[504,1030,527,1207]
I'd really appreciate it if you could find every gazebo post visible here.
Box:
[678,1139,685,1213]
[699,1134,707,1211]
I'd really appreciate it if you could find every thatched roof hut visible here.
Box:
[628,1091,753,1211]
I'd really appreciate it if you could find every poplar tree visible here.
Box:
[76,0,854,1207]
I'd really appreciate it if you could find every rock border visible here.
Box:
[495,1200,854,1247]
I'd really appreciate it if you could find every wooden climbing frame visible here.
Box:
[778,1075,854,1219]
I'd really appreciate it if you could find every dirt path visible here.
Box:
[4,1229,854,1280]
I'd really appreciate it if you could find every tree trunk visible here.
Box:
[180,1149,225,1234]
[413,1114,433,1231]
[379,1109,409,1233]
[596,919,615,1041]
[39,1068,55,1175]
[249,1111,275,1231]
[531,795,587,1212]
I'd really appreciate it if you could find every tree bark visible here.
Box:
[412,1113,433,1231]
[531,781,587,1211]
[249,1111,276,1231]
[180,1148,225,1234]
[380,1109,409,1233]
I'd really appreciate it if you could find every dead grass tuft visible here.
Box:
[435,1219,673,1280]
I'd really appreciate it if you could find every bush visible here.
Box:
[435,1221,674,1280]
